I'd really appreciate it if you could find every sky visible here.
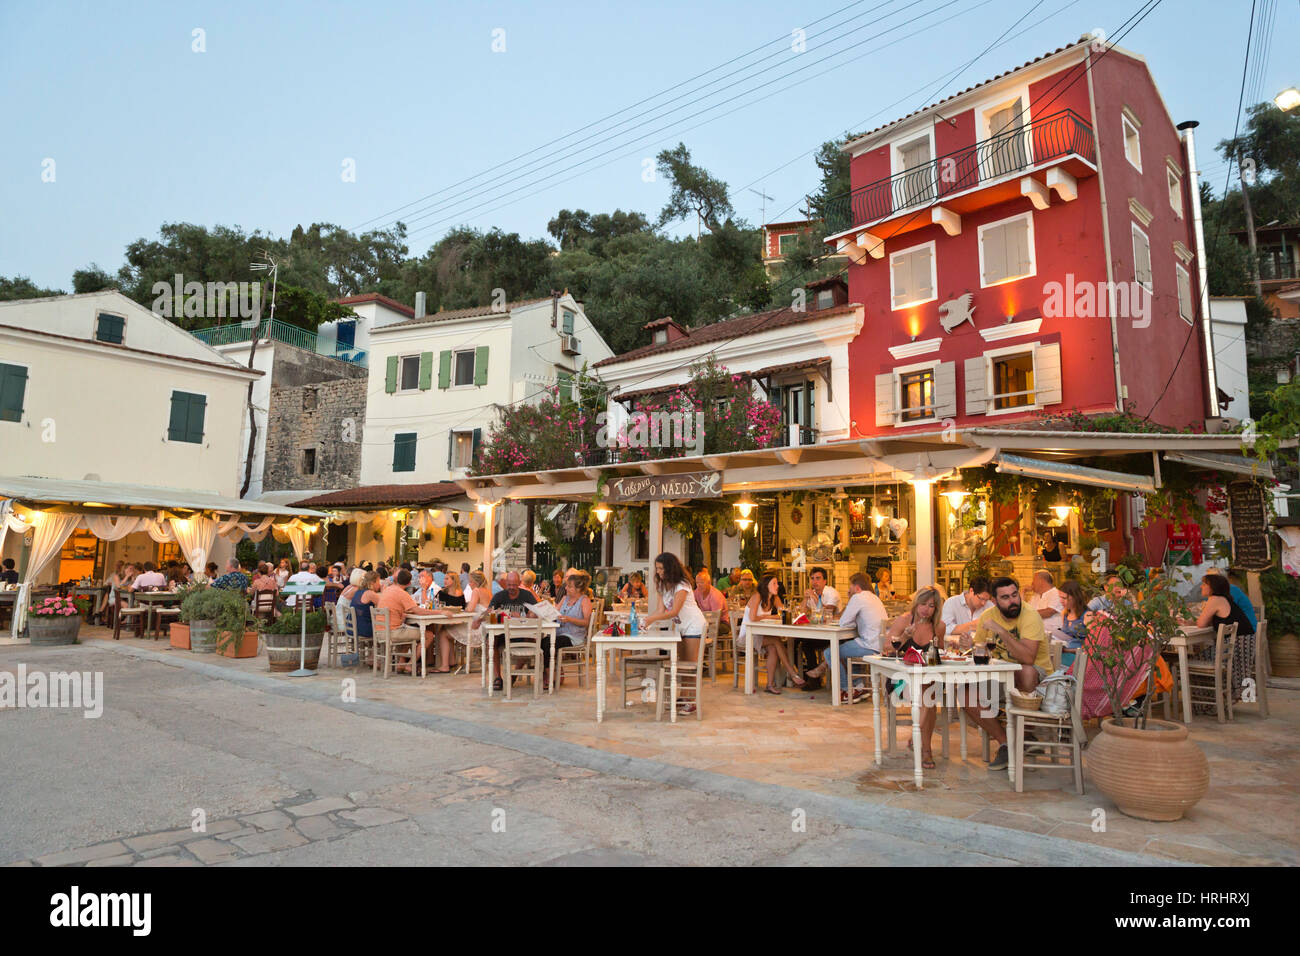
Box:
[1,0,1296,291]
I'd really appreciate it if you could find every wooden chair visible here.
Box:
[1010,654,1089,794]
[151,601,181,639]
[701,609,721,682]
[1246,618,1270,718]
[620,618,671,708]
[845,655,875,705]
[329,603,357,668]
[112,588,148,639]
[252,589,278,625]
[457,615,486,676]
[656,631,707,721]
[732,611,779,691]
[502,618,545,700]
[371,607,420,679]
[712,608,736,680]
[1187,621,1238,723]
[556,604,598,690]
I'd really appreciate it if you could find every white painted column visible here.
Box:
[480,502,496,575]
[911,480,935,589]
[649,500,663,614]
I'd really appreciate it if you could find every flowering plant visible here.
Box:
[29,595,81,617]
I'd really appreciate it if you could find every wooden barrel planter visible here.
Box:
[28,615,81,646]
[188,621,219,654]
[265,631,324,672]
[1270,632,1300,678]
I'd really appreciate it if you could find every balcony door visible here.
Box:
[982,95,1030,180]
[783,381,815,446]
[893,134,936,210]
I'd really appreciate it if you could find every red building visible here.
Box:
[827,37,1216,439]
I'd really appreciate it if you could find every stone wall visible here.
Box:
[264,378,366,491]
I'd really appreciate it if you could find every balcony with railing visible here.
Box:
[1258,254,1299,283]
[824,109,1096,247]
[191,319,366,365]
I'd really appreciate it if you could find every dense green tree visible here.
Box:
[0,276,64,300]
[655,143,734,233]
[71,264,116,294]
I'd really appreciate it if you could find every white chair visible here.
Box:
[372,607,420,679]
[503,618,545,699]
[1187,621,1238,723]
[657,618,711,721]
[1010,654,1089,794]
[621,622,671,708]
[329,603,357,667]
[556,600,601,689]
[1246,618,1270,718]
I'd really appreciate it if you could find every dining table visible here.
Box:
[127,590,184,639]
[742,620,858,704]
[403,609,476,676]
[866,655,1022,790]
[593,629,682,723]
[1167,624,1216,724]
[482,618,560,696]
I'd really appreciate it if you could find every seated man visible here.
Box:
[693,569,729,635]
[803,566,840,616]
[212,559,250,592]
[376,569,426,673]
[803,573,885,701]
[1026,569,1064,633]
[959,576,1053,771]
[940,576,992,641]
[487,571,539,690]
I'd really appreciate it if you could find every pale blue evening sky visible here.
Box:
[1,0,1296,290]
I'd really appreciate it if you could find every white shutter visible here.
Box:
[964,356,988,415]
[891,255,911,309]
[875,373,895,427]
[1132,226,1152,287]
[1010,218,1031,277]
[912,247,933,301]
[1035,343,1062,406]
[934,361,957,418]
[1176,266,1193,322]
[982,223,1008,285]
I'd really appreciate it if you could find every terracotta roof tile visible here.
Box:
[290,482,463,509]
[372,296,554,332]
[594,303,859,368]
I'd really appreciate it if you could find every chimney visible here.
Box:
[415,291,427,319]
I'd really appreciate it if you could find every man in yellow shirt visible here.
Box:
[962,577,1052,771]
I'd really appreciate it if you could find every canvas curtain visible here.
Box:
[11,511,80,638]
[80,515,146,541]
[169,515,218,574]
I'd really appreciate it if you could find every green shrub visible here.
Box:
[260,609,328,635]
[1260,567,1300,635]
[179,585,250,652]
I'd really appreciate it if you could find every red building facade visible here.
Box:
[829,38,1213,440]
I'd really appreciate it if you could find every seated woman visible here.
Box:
[550,573,593,686]
[619,572,649,603]
[336,568,365,634]
[875,566,896,601]
[1184,572,1255,706]
[521,569,540,599]
[436,570,492,678]
[1054,579,1089,667]
[884,586,947,769]
[350,571,381,655]
[1040,532,1062,563]
[737,573,805,696]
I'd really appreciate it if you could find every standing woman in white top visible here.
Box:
[641,552,708,664]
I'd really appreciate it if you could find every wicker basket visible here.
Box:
[1010,690,1043,711]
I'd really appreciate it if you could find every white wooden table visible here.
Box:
[593,631,681,723]
[743,622,856,704]
[404,610,475,676]
[483,620,559,696]
[1168,625,1215,724]
[866,657,1020,790]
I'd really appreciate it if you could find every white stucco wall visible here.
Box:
[1209,297,1251,423]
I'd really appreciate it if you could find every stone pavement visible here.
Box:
[5,630,1295,865]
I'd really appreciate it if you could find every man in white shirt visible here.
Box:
[803,567,841,616]
[941,576,993,642]
[1026,569,1064,634]
[802,572,885,701]
[285,564,324,608]
[130,562,167,590]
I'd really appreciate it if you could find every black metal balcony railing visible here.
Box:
[772,424,819,448]
[1258,256,1299,282]
[824,109,1096,236]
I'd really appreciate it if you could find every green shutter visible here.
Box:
[562,310,575,334]
[96,313,124,344]
[168,392,188,441]
[557,371,572,403]
[385,355,398,393]
[186,393,206,443]
[471,428,482,467]
[437,350,452,389]
[418,351,433,390]
[0,364,27,423]
[393,433,416,472]
[447,431,455,469]
[474,346,489,386]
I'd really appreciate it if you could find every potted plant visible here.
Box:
[260,608,328,672]
[1260,567,1300,677]
[1082,571,1209,821]
[27,595,82,645]
[180,586,249,655]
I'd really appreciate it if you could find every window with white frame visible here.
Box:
[1122,113,1142,171]
[398,354,421,391]
[896,134,935,205]
[982,95,1029,177]
[889,242,936,310]
[453,349,476,387]
[1176,264,1194,324]
[450,429,475,469]
[979,212,1035,287]
[1167,166,1183,217]
[1131,223,1152,291]
[897,366,935,422]
[989,350,1036,411]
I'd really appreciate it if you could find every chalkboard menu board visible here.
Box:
[757,504,778,560]
[1227,480,1271,571]
[865,555,894,582]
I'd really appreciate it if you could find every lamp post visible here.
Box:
[1275,87,1300,112]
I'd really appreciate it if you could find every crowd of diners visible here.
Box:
[90,548,1255,748]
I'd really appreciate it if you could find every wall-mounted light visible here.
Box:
[476,501,492,514]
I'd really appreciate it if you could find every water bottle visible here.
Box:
[629,607,639,636]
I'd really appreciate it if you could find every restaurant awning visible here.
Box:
[1161,451,1274,479]
[289,482,463,510]
[0,475,328,518]
[992,454,1157,493]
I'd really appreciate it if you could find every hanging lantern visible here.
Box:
[592,502,612,524]
[940,476,968,508]
[1051,491,1074,521]
[735,516,753,533]
[733,494,756,519]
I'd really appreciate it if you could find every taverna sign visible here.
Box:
[607,471,722,503]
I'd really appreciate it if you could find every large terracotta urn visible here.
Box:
[1088,718,1209,821]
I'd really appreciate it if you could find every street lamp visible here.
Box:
[1275,87,1300,112]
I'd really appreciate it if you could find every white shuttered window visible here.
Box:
[890,242,936,310]
[979,212,1035,286]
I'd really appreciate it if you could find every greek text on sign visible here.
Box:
[608,471,722,503]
